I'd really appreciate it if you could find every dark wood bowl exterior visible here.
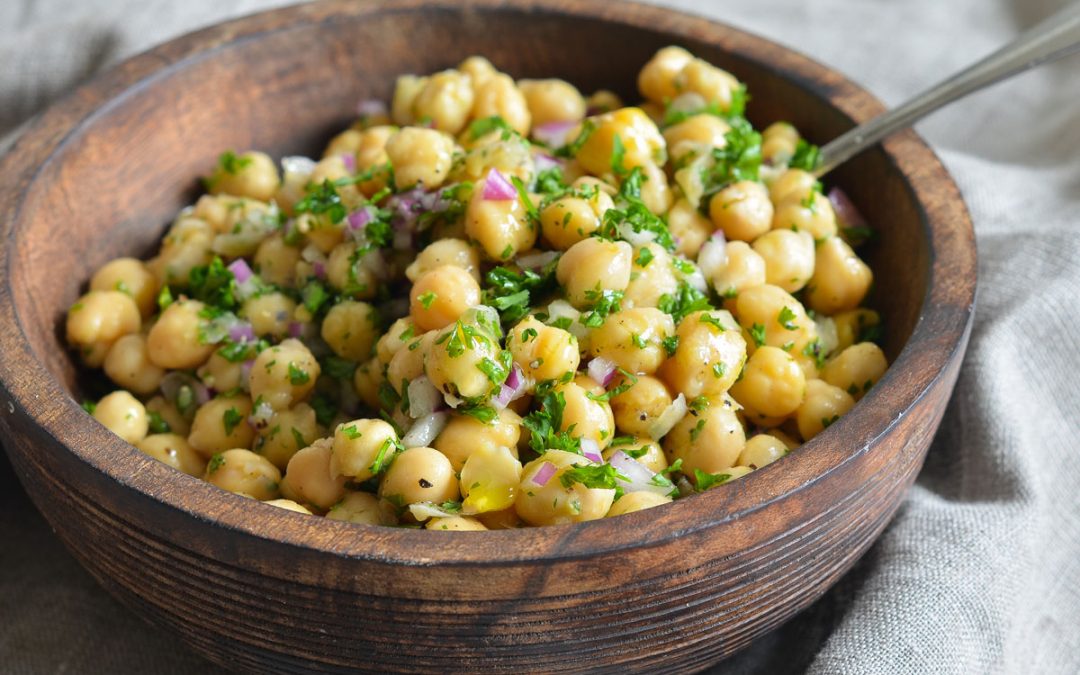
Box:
[0,1,976,672]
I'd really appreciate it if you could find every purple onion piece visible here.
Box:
[227,258,253,284]
[532,461,557,486]
[482,168,517,201]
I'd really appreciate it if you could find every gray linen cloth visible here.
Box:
[2,0,1078,672]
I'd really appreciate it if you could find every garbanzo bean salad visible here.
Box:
[67,48,888,530]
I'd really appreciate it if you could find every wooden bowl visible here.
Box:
[0,0,976,672]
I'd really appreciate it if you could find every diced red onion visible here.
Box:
[227,258,253,284]
[648,393,688,440]
[482,168,517,201]
[711,229,727,245]
[532,121,577,148]
[240,360,254,389]
[340,154,356,172]
[533,153,563,173]
[516,250,559,270]
[312,261,326,279]
[493,365,526,410]
[827,187,867,229]
[402,411,449,449]
[608,450,676,497]
[228,322,255,344]
[281,156,316,176]
[580,438,603,464]
[193,383,211,406]
[697,239,728,282]
[407,376,441,420]
[408,500,461,522]
[587,357,618,388]
[288,322,304,339]
[531,461,557,486]
[247,400,275,431]
[356,98,388,118]
[347,206,375,232]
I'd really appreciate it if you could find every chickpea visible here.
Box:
[555,379,615,449]
[667,198,713,259]
[638,46,694,103]
[330,418,401,481]
[675,59,741,110]
[253,234,300,288]
[606,491,672,517]
[375,318,418,366]
[518,78,586,126]
[610,375,674,437]
[659,310,746,399]
[92,390,148,444]
[426,516,488,531]
[249,338,320,410]
[638,161,673,215]
[90,258,158,318]
[585,90,623,114]
[196,351,244,393]
[265,499,313,515]
[471,73,531,136]
[379,446,459,506]
[729,346,807,418]
[434,407,521,472]
[509,316,580,382]
[458,56,496,88]
[603,438,668,474]
[539,186,614,250]
[323,128,363,161]
[624,243,679,309]
[769,168,817,205]
[833,309,881,352]
[771,189,838,240]
[150,215,213,287]
[711,241,767,301]
[574,108,666,177]
[326,491,382,525]
[103,334,165,395]
[587,307,675,375]
[240,292,296,339]
[146,395,191,437]
[144,299,212,369]
[386,331,435,395]
[351,125,396,196]
[353,357,384,410]
[464,179,536,261]
[187,395,254,458]
[412,70,475,134]
[205,448,281,500]
[733,285,817,354]
[390,74,427,126]
[515,451,617,526]
[821,342,888,400]
[709,181,773,242]
[460,445,524,514]
[136,433,206,476]
[324,242,378,300]
[663,402,745,475]
[476,508,523,530]
[425,320,505,400]
[752,228,816,293]
[796,379,856,441]
[256,403,321,470]
[66,290,141,367]
[736,433,790,470]
[321,300,379,362]
[663,114,731,161]
[384,127,456,189]
[806,236,873,315]
[556,238,633,309]
[405,238,481,282]
[266,438,341,511]
[761,122,800,166]
[409,265,482,332]
[206,151,280,202]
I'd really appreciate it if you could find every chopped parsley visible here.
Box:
[610,133,628,177]
[341,424,362,440]
[291,427,307,450]
[662,334,680,356]
[693,468,732,491]
[789,139,821,171]
[188,257,238,310]
[554,118,596,158]
[778,306,798,331]
[222,407,243,436]
[586,369,637,402]
[701,117,762,196]
[216,150,251,176]
[821,415,840,429]
[295,179,347,224]
[658,281,713,324]
[418,291,438,309]
[559,463,628,491]
[689,418,707,442]
[207,453,226,474]
[468,115,515,141]
[522,380,580,454]
[635,247,654,267]
[287,363,310,385]
[80,400,96,415]
[749,323,767,347]
[482,262,558,325]
[147,410,171,434]
[369,437,404,475]
[580,288,623,328]
[322,355,357,380]
[458,403,498,424]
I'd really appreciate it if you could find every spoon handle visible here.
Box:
[814,1,1080,177]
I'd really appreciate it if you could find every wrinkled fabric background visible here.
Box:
[2,0,1078,673]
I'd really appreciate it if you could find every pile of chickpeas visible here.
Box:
[67,47,888,530]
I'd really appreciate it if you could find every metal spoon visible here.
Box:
[814,1,1080,177]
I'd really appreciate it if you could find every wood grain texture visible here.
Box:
[0,0,977,672]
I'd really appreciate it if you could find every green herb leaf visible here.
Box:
[147,410,171,434]
[789,139,821,171]
[222,407,243,436]
[288,362,310,386]
[693,468,732,491]
[749,322,767,347]
[559,463,628,490]
[658,281,713,324]
[778,306,798,331]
